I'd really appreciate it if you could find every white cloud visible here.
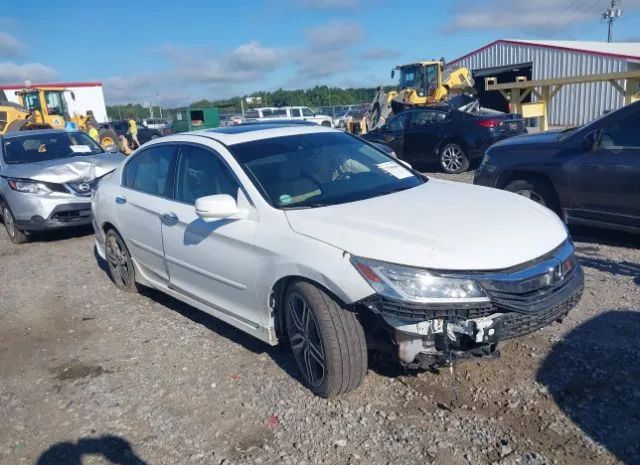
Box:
[360,47,398,60]
[305,20,365,48]
[0,61,57,84]
[228,41,284,71]
[0,32,25,57]
[449,0,640,31]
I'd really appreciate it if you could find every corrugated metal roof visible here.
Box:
[509,40,640,59]
[449,39,640,66]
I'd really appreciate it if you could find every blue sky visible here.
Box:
[2,0,640,106]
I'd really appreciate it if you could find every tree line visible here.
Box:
[106,85,391,121]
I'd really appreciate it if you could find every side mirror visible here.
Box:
[195,194,245,219]
[583,130,600,151]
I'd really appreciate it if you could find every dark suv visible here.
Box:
[474,101,640,233]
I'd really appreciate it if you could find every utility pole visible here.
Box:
[602,0,622,43]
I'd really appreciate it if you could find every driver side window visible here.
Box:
[175,144,239,205]
[600,116,640,148]
[387,114,407,131]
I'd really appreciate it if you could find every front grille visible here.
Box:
[370,298,496,321]
[52,209,92,222]
[500,288,582,339]
[66,178,100,196]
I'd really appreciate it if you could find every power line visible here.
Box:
[601,0,623,42]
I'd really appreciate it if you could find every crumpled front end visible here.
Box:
[357,240,584,367]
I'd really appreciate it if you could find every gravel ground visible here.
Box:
[1,171,639,465]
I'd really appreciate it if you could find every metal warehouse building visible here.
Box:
[446,39,640,126]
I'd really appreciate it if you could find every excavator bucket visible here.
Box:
[442,66,476,95]
[367,87,394,131]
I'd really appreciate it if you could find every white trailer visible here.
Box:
[0,81,108,123]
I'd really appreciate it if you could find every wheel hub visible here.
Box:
[287,293,326,387]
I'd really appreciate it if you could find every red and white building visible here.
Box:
[0,81,108,123]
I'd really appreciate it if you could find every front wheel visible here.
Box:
[439,142,469,174]
[1,203,28,244]
[504,179,560,214]
[284,281,367,398]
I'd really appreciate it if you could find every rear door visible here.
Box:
[570,109,640,229]
[403,110,448,163]
[116,143,178,285]
[159,141,261,328]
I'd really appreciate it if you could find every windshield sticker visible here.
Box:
[279,194,292,204]
[70,145,92,153]
[376,161,413,180]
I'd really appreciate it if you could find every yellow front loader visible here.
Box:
[367,61,476,130]
[0,86,118,150]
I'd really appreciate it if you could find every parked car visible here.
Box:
[92,124,583,397]
[244,106,333,127]
[108,120,163,146]
[474,100,640,233]
[0,129,124,243]
[141,118,170,131]
[363,104,526,173]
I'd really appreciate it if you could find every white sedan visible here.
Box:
[92,123,583,397]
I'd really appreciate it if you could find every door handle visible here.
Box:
[115,196,127,205]
[161,212,178,225]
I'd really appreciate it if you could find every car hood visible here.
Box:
[285,179,567,271]
[490,130,563,150]
[2,153,125,183]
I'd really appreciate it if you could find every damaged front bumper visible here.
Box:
[360,245,584,368]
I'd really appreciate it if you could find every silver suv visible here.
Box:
[0,130,124,243]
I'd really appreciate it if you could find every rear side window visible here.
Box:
[289,108,301,118]
[302,108,314,117]
[387,113,408,131]
[123,144,177,197]
[175,144,239,205]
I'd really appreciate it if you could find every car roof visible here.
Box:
[162,123,336,146]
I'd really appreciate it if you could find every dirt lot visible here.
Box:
[1,171,639,465]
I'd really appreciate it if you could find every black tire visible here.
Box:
[439,142,470,174]
[504,179,560,214]
[284,280,367,398]
[104,229,139,293]
[1,203,28,244]
[98,128,119,151]
[321,121,332,127]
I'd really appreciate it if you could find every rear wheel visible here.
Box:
[284,281,367,398]
[504,179,560,213]
[105,230,139,293]
[439,142,469,174]
[321,121,332,127]
[1,203,28,244]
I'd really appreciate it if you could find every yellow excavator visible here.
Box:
[367,60,476,130]
[0,85,118,150]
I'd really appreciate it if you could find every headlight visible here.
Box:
[7,178,52,195]
[351,256,489,304]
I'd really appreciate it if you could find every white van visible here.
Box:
[244,106,333,127]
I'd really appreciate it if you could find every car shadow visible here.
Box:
[536,311,640,465]
[27,224,94,243]
[570,224,640,249]
[139,286,304,385]
[35,435,148,465]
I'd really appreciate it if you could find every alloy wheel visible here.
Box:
[106,234,132,288]
[287,292,326,387]
[3,206,15,238]
[515,189,547,207]
[441,145,465,172]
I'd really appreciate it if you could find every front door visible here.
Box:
[403,110,447,164]
[570,110,640,229]
[376,113,408,157]
[160,142,260,328]
[116,143,178,285]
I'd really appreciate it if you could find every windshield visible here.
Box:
[229,132,425,209]
[399,64,439,95]
[2,132,104,164]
